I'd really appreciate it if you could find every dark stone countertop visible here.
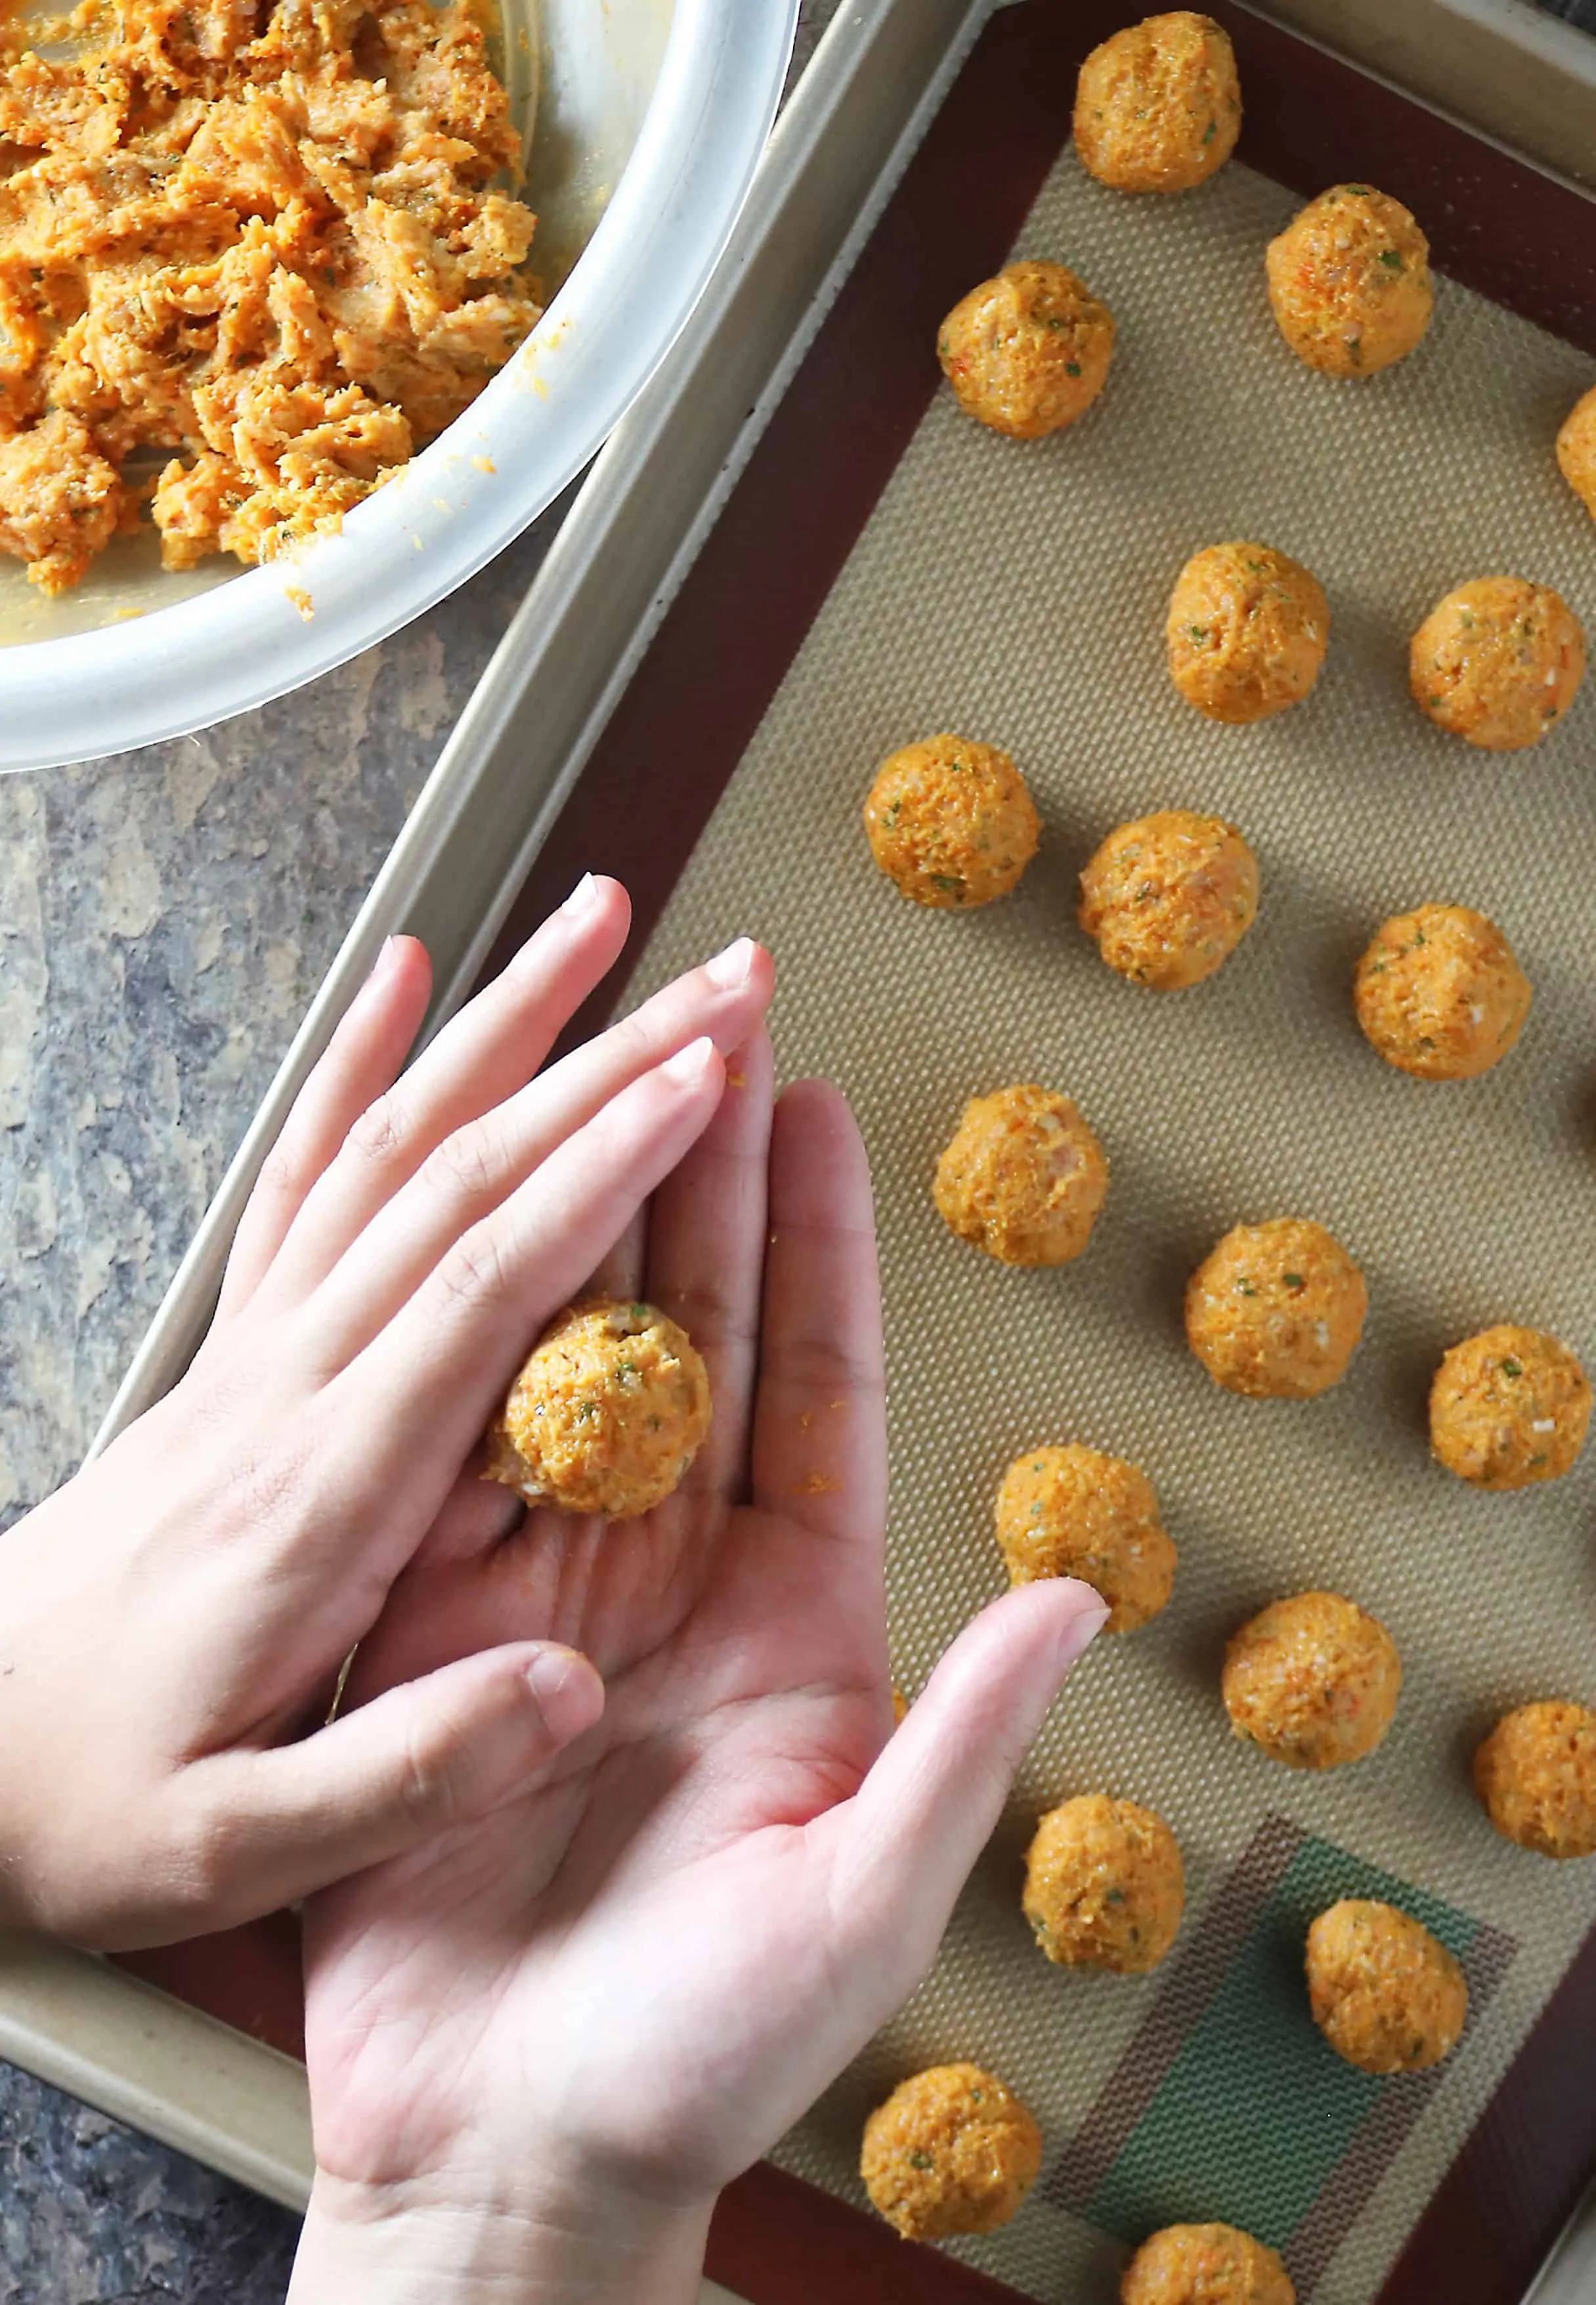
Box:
[0,6,835,2296]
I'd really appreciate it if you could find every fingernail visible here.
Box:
[365,934,401,988]
[525,1646,601,1741]
[1056,1592,1111,1672]
[706,935,754,988]
[562,872,599,915]
[662,1034,716,1086]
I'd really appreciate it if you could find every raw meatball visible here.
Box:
[1557,384,1596,521]
[1265,185,1433,377]
[1223,1591,1401,1770]
[1167,542,1329,723]
[1429,1325,1591,1490]
[860,2063,1041,2241]
[1073,12,1241,194]
[1024,1793,1184,1973]
[1079,808,1259,989]
[1354,904,1530,1080]
[934,1085,1109,1266]
[485,1296,711,1518]
[938,259,1115,439]
[863,733,1040,908]
[1121,2223,1295,2305]
[1410,577,1585,750]
[1306,1900,1467,2073]
[995,1444,1176,1631]
[1185,1218,1368,1399]
[1474,1700,1596,1859]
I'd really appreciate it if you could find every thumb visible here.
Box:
[190,1644,604,1928]
[829,1580,1108,1969]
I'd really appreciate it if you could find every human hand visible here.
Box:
[0,877,771,1950]
[293,1034,1108,2304]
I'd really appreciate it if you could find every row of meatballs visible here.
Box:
[853,15,1595,2298]
[940,11,1596,753]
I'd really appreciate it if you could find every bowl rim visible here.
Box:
[0,0,798,772]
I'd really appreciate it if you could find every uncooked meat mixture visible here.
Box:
[0,0,540,592]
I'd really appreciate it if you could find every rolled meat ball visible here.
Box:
[995,1443,1176,1631]
[1266,184,1433,377]
[1475,1700,1596,1859]
[938,258,1115,438]
[1073,11,1241,194]
[1024,1793,1184,1973]
[934,1084,1109,1267]
[1079,808,1259,988]
[1354,903,1530,1080]
[1222,1590,1402,1770]
[863,732,1039,908]
[1121,2223,1296,2305]
[1555,384,1596,522]
[860,2063,1041,2240]
[1167,542,1329,724]
[1185,1218,1368,1399]
[485,1295,711,1518]
[1305,1900,1467,2073]
[1410,577,1585,750]
[1429,1324,1591,1489]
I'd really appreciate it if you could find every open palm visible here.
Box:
[302,1021,1108,2247]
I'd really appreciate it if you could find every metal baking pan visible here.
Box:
[6,3,1595,2299]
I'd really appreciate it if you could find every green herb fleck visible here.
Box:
[1236,1279,1257,1297]
[616,1359,637,1380]
[631,1302,651,1321]
[930,873,966,894]
[1501,1357,1523,1378]
[1378,249,1404,271]
[1104,1887,1126,1904]
[1282,1271,1306,1290]
[908,2151,935,2172]
[1065,359,1082,376]
[1188,624,1209,644]
[1203,118,1217,143]
[1345,183,1372,194]
[1428,693,1444,707]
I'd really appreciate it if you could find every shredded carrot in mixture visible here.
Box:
[0,0,540,592]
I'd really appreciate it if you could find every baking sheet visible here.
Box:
[620,128,1596,2305]
[16,1,1596,2298]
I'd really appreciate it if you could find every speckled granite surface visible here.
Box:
[0,7,834,2296]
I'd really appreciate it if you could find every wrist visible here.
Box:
[290,2168,715,2305]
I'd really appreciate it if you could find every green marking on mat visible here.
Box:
[1085,1835,1480,2249]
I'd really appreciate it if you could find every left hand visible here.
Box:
[0,877,771,1948]
[293,1028,1107,2304]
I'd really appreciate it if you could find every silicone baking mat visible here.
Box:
[496,5,1596,2298]
[116,6,1596,2300]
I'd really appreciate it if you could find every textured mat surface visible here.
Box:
[628,139,1596,2305]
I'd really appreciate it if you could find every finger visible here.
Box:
[588,1204,647,1304]
[326,1038,730,1489]
[825,1581,1108,1965]
[215,936,433,1323]
[408,1459,527,1570]
[175,1643,605,1935]
[302,941,773,1356]
[249,877,634,1316]
[644,1027,775,1505]
[750,1081,886,1548]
